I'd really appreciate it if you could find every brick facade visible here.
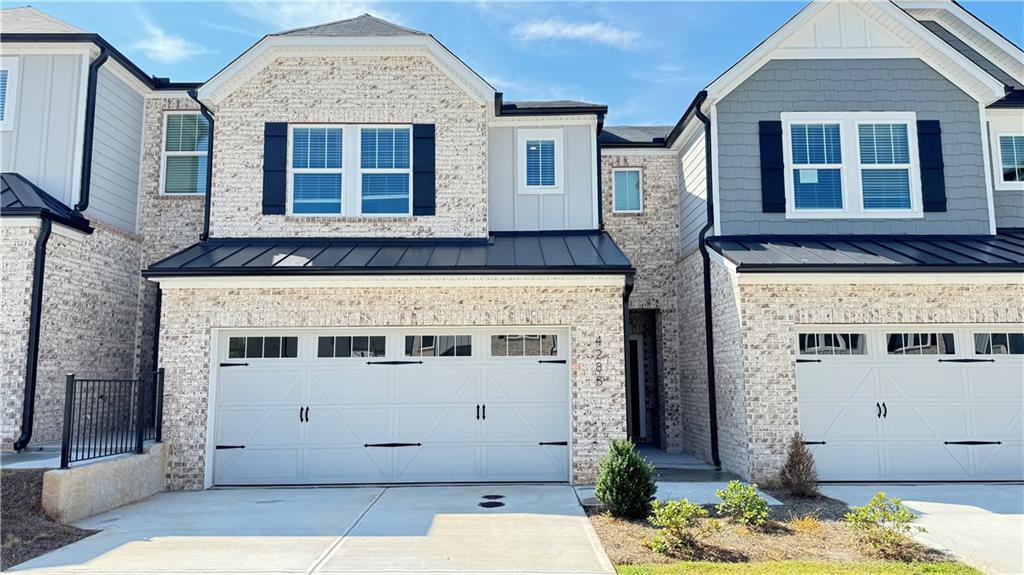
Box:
[158,281,627,489]
[1,224,39,447]
[209,54,488,238]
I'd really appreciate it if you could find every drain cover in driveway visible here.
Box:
[481,494,505,500]
[478,501,505,508]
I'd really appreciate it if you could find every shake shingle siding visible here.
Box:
[716,58,990,235]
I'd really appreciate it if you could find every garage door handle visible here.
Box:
[299,407,304,422]
[476,404,480,420]
[876,403,881,418]
[482,404,485,420]
[304,406,309,422]
[366,360,424,365]
[220,362,249,367]
[944,440,1002,445]
[538,359,566,364]
[938,358,995,363]
[882,402,887,418]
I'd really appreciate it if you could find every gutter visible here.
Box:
[187,90,215,241]
[622,273,636,438]
[693,91,721,469]
[74,46,109,212]
[13,219,53,451]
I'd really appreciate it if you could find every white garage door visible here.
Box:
[797,327,1023,481]
[212,328,570,485]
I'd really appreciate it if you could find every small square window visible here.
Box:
[405,334,471,357]
[975,332,1024,355]
[999,136,1024,183]
[228,337,246,359]
[798,333,866,355]
[886,332,954,355]
[336,336,352,358]
[318,336,334,358]
[613,169,642,213]
[264,337,281,358]
[246,337,264,359]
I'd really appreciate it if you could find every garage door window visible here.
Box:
[797,333,865,356]
[491,334,559,357]
[405,335,472,357]
[318,335,386,358]
[228,336,298,359]
[974,332,1024,355]
[886,332,955,355]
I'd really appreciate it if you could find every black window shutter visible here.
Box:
[262,122,288,215]
[917,120,946,213]
[412,124,436,216]
[759,121,786,213]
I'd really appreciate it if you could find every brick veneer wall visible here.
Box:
[602,152,689,451]
[1,225,39,447]
[209,54,488,238]
[158,281,627,489]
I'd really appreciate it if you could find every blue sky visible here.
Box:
[26,1,1024,125]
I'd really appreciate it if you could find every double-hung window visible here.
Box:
[360,126,411,215]
[613,168,643,213]
[0,56,18,131]
[162,112,210,195]
[998,135,1024,184]
[782,112,921,218]
[291,126,343,214]
[518,128,563,194]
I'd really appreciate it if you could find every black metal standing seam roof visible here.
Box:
[599,126,674,147]
[0,173,92,233]
[143,231,634,277]
[708,230,1024,273]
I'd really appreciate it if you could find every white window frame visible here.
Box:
[611,167,643,214]
[782,112,922,219]
[517,127,564,195]
[993,132,1024,191]
[286,124,413,217]
[287,124,345,216]
[0,56,18,131]
[356,124,413,217]
[160,111,209,196]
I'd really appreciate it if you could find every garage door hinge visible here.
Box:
[938,358,995,363]
[220,362,250,367]
[802,441,826,445]
[944,440,1002,445]
[366,360,424,365]
[796,359,822,363]
[537,359,567,364]
[538,441,568,446]
[363,442,422,448]
[215,445,246,449]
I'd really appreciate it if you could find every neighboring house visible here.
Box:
[601,0,1023,483]
[0,1,1021,490]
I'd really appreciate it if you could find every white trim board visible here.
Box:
[735,271,1024,285]
[151,274,629,290]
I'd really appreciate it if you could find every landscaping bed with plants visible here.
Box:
[1,469,96,570]
[588,437,981,575]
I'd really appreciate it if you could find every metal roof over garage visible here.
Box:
[1,172,92,233]
[144,231,634,277]
[708,230,1024,273]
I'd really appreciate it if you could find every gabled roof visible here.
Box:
[708,230,1024,273]
[144,232,634,278]
[1,173,92,233]
[0,6,85,34]
[600,126,673,147]
[273,14,426,37]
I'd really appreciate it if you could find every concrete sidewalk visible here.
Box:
[12,485,614,574]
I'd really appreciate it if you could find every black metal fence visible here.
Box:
[59,368,164,468]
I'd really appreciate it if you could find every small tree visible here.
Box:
[779,432,820,497]
[594,439,657,518]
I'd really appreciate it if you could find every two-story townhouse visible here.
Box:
[0,8,200,451]
[601,0,1023,484]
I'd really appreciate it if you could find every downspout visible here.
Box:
[74,46,109,212]
[623,273,636,438]
[693,91,721,468]
[13,219,53,451]
[596,112,605,230]
[187,90,214,241]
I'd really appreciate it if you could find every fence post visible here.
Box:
[134,375,146,454]
[155,368,165,443]
[60,374,75,469]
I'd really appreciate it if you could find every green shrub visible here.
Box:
[779,432,820,497]
[715,480,770,527]
[648,499,721,553]
[845,492,925,559]
[594,439,657,518]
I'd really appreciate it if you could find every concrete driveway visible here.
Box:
[823,484,1024,575]
[12,485,614,575]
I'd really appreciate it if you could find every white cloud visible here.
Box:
[512,19,641,50]
[230,1,397,31]
[132,17,209,64]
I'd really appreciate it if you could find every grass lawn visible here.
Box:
[616,561,984,575]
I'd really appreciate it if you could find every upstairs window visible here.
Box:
[518,128,562,194]
[0,56,17,130]
[162,112,210,195]
[999,135,1024,184]
[613,168,642,213]
[360,127,411,215]
[783,112,921,218]
[291,126,343,214]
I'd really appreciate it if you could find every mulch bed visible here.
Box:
[588,489,950,566]
[1,469,97,570]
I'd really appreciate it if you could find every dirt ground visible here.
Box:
[1,469,96,570]
[589,489,950,566]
